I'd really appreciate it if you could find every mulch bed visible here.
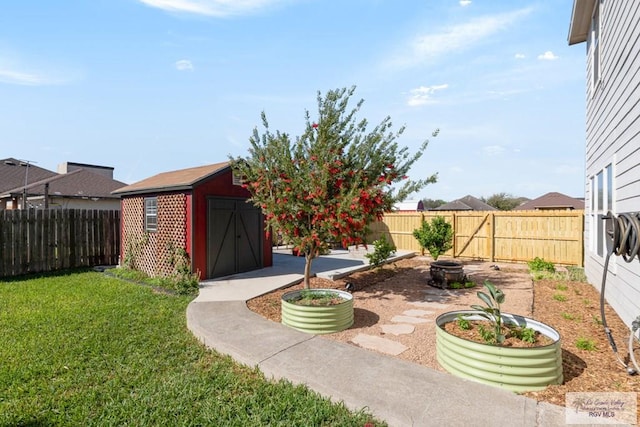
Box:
[247,258,640,419]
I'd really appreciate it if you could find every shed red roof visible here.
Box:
[112,162,230,196]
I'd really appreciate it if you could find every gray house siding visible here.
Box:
[574,0,640,327]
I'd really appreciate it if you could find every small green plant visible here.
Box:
[561,312,576,320]
[575,337,597,351]
[123,232,150,269]
[296,290,344,306]
[527,257,555,273]
[449,281,476,289]
[592,315,603,325]
[470,281,505,344]
[552,293,567,302]
[456,314,471,330]
[365,235,397,268]
[556,283,568,291]
[412,215,453,260]
[567,266,587,282]
[511,326,537,344]
[166,243,200,295]
[477,324,494,343]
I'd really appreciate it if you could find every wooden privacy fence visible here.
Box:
[0,209,120,278]
[369,210,585,266]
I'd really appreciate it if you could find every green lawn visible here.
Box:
[0,270,383,426]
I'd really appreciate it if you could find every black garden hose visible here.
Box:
[601,211,640,374]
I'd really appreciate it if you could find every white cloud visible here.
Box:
[139,0,282,17]
[0,68,48,85]
[459,0,472,6]
[407,84,449,106]
[175,59,194,71]
[389,8,532,69]
[482,145,505,155]
[514,53,525,59]
[537,51,558,60]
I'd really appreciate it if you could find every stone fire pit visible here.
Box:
[429,260,466,288]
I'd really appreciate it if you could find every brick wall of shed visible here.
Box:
[121,193,189,278]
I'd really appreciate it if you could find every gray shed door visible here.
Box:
[207,198,263,278]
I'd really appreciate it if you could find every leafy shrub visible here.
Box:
[166,244,200,295]
[527,257,555,273]
[412,215,453,260]
[365,235,397,267]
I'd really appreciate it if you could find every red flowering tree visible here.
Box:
[230,87,437,288]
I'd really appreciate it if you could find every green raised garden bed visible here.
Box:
[281,289,354,334]
[436,310,563,393]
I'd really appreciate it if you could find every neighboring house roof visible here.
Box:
[112,162,231,196]
[1,169,127,200]
[432,195,497,211]
[393,200,424,211]
[568,0,596,45]
[0,157,58,193]
[514,192,585,210]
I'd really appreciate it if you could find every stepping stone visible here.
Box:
[408,301,450,310]
[391,315,431,324]
[381,324,415,335]
[351,334,408,356]
[402,309,433,317]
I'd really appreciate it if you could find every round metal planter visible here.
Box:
[435,310,563,393]
[281,289,354,335]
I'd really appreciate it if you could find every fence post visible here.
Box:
[451,212,457,258]
[487,212,495,262]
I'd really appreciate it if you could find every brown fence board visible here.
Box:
[369,210,585,266]
[0,209,120,278]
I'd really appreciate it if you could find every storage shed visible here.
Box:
[393,200,424,212]
[112,162,272,280]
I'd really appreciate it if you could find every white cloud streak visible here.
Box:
[139,0,282,17]
[459,1,472,7]
[407,84,449,106]
[514,53,525,59]
[175,59,194,71]
[0,68,52,86]
[537,51,558,60]
[482,145,505,155]
[388,8,532,70]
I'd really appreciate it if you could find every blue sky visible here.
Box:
[1,0,586,201]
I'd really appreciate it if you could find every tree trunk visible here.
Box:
[303,253,313,289]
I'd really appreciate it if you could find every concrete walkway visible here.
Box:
[187,251,567,427]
